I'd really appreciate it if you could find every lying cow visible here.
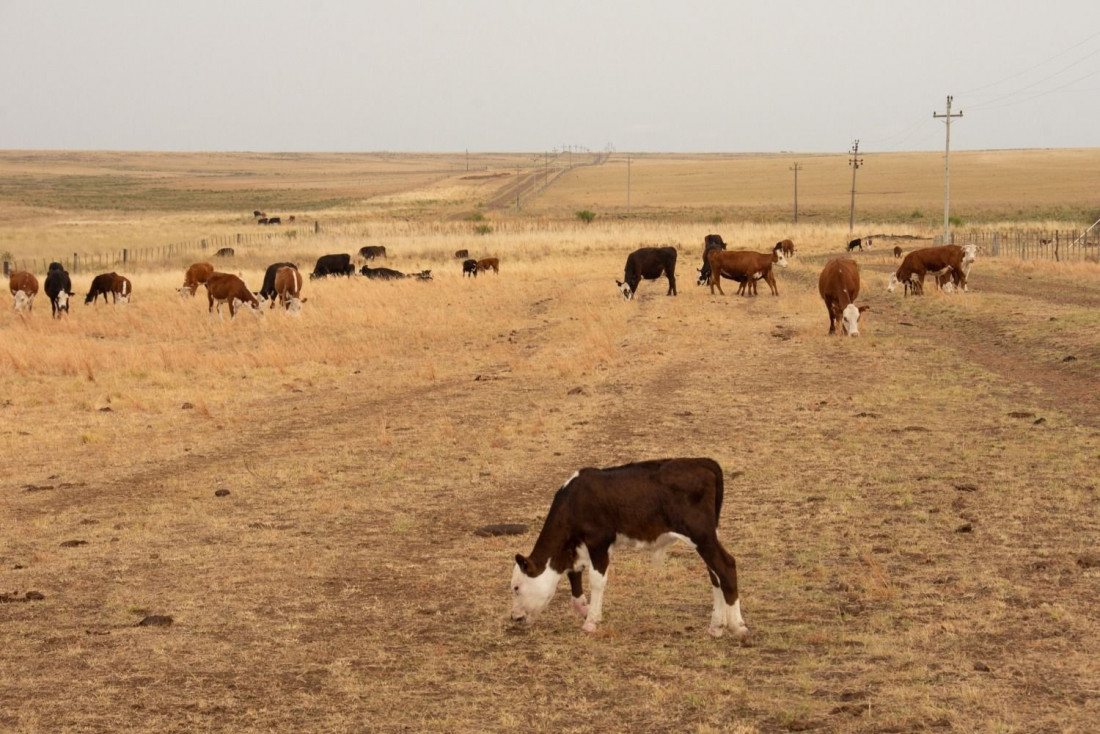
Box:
[45,267,74,319]
[510,458,748,639]
[617,246,677,299]
[9,271,39,313]
[888,245,967,296]
[361,265,407,280]
[454,249,470,259]
[818,258,868,336]
[204,273,262,319]
[273,266,305,314]
[180,262,214,297]
[706,242,788,296]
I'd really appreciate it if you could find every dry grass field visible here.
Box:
[2,151,1099,732]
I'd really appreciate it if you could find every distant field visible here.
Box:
[2,151,1099,731]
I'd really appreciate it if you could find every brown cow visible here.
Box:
[204,273,262,318]
[454,249,469,259]
[9,271,39,313]
[180,262,215,297]
[273,266,306,314]
[779,239,795,258]
[112,274,132,303]
[476,257,499,275]
[888,245,967,296]
[707,243,788,296]
[818,258,869,336]
[893,245,903,259]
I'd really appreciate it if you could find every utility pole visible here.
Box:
[789,162,802,224]
[933,95,963,245]
[848,140,863,234]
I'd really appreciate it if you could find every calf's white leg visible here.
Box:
[582,567,608,633]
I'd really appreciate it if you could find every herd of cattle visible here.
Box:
[617,234,979,336]
[8,263,132,318]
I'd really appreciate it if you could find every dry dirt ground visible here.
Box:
[2,253,1098,732]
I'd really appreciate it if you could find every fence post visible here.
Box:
[202,239,208,250]
[123,249,129,264]
[72,253,78,273]
[2,261,9,276]
[314,220,321,234]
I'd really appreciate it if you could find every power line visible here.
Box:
[961,29,1100,96]
[848,140,863,234]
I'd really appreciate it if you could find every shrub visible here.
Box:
[576,210,597,225]
[465,212,486,222]
[948,215,963,227]
[910,209,923,219]
[474,224,493,236]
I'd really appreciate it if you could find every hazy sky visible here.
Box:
[3,1,1099,153]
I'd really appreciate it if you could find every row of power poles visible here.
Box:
[788,96,961,236]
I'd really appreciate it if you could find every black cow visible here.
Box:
[253,210,264,218]
[45,267,74,318]
[462,259,479,277]
[48,261,65,272]
[215,247,235,257]
[360,265,406,280]
[697,235,728,286]
[258,262,298,302]
[617,246,677,300]
[847,237,872,253]
[359,245,387,260]
[311,253,354,280]
[267,216,282,225]
[258,217,269,225]
[85,272,117,305]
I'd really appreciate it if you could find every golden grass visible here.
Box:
[2,155,1099,731]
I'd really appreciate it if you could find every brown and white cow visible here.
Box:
[893,245,903,259]
[779,239,795,258]
[180,262,215,297]
[111,274,132,304]
[476,257,499,275]
[818,258,869,336]
[10,271,39,313]
[706,242,788,296]
[273,266,306,314]
[888,245,967,295]
[510,458,748,639]
[204,273,262,319]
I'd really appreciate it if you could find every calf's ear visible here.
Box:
[514,554,535,575]
[859,306,871,313]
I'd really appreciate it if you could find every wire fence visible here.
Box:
[3,223,320,277]
[933,228,1100,262]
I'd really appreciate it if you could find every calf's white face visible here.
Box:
[775,252,789,268]
[886,273,899,293]
[841,303,866,336]
[285,297,303,315]
[13,290,30,312]
[615,280,633,300]
[511,556,561,624]
[55,290,69,312]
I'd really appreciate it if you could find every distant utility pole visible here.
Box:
[848,140,863,234]
[789,162,802,224]
[933,95,963,245]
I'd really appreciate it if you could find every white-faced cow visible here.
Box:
[112,274,132,303]
[462,258,479,277]
[10,271,39,313]
[311,254,354,280]
[204,273,263,319]
[44,267,74,319]
[258,262,298,303]
[180,262,215,297]
[510,458,748,639]
[818,258,869,336]
[273,266,305,314]
[476,257,499,275]
[888,245,967,296]
[706,242,788,296]
[617,246,677,300]
[847,237,872,252]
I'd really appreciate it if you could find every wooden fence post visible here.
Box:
[2,261,9,276]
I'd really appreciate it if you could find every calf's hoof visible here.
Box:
[707,625,725,638]
[571,597,589,618]
[581,620,599,634]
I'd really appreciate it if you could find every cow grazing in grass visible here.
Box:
[818,258,868,336]
[258,262,298,303]
[111,274,132,304]
[476,257,499,275]
[617,246,678,299]
[86,273,118,305]
[273,266,305,314]
[310,253,354,280]
[697,235,728,286]
[847,237,871,252]
[510,458,748,639]
[893,245,903,259]
[779,239,795,258]
[204,273,262,319]
[462,259,479,277]
[454,249,469,259]
[706,242,788,296]
[180,262,215,297]
[44,267,74,319]
[358,245,387,260]
[10,271,39,313]
[214,247,235,258]
[888,245,967,296]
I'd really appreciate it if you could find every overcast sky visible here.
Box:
[2,1,1099,154]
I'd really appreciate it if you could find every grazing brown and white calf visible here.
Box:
[476,257,499,275]
[888,245,967,295]
[510,457,748,639]
[706,242,788,296]
[204,273,262,319]
[111,274,132,303]
[180,262,215,297]
[273,265,306,314]
[10,271,39,313]
[818,258,869,336]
